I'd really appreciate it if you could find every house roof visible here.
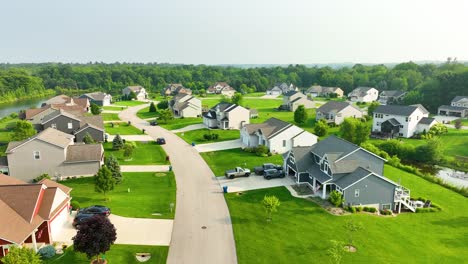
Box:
[72,98,90,109]
[23,106,51,120]
[284,91,298,97]
[438,105,467,111]
[289,146,316,172]
[418,117,436,125]
[383,118,401,126]
[41,109,81,125]
[410,104,429,114]
[82,92,109,101]
[268,86,282,92]
[307,85,323,93]
[316,101,355,113]
[211,102,235,112]
[310,135,359,159]
[333,167,372,189]
[452,96,468,104]
[0,184,44,223]
[244,118,292,139]
[125,86,144,92]
[65,144,103,163]
[7,128,74,153]
[38,178,72,194]
[79,115,104,130]
[0,174,26,185]
[50,104,87,116]
[374,105,420,116]
[380,90,406,98]
[44,95,72,105]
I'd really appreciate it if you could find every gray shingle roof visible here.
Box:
[418,117,435,125]
[383,118,401,126]
[374,105,420,116]
[316,101,354,114]
[310,135,359,158]
[452,96,468,104]
[65,144,103,163]
[284,91,298,97]
[438,105,467,111]
[380,90,406,98]
[333,167,372,189]
[244,118,291,138]
[82,92,109,101]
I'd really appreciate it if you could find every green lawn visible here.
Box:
[451,118,468,126]
[137,106,159,119]
[101,113,120,121]
[176,128,240,144]
[244,92,266,97]
[158,117,203,130]
[0,116,18,143]
[62,172,176,219]
[226,164,468,263]
[113,101,148,107]
[200,148,284,176]
[103,142,168,165]
[44,245,168,264]
[102,105,125,111]
[105,123,143,135]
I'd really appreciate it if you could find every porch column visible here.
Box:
[31,229,38,252]
[322,184,327,199]
[313,178,316,191]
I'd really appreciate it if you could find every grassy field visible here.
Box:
[103,141,168,165]
[225,164,468,263]
[0,117,19,155]
[200,148,284,176]
[113,101,148,107]
[101,113,120,121]
[176,128,240,144]
[104,122,143,135]
[62,172,176,219]
[102,105,125,111]
[451,118,468,126]
[158,117,203,130]
[44,245,168,264]
[137,106,159,119]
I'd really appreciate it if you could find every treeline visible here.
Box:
[0,61,467,111]
[0,69,55,103]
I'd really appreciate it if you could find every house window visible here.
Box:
[33,151,40,160]
[376,122,381,126]
[382,204,391,210]
[51,124,57,129]
[398,133,403,137]
[375,113,383,118]
[354,189,360,197]
[68,122,73,129]
[283,140,286,147]
[399,125,404,128]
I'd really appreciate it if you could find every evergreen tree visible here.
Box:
[112,134,123,150]
[94,166,115,200]
[90,103,101,115]
[149,102,157,112]
[83,133,95,144]
[294,105,308,125]
[314,119,329,137]
[104,155,123,183]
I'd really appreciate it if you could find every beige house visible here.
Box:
[207,82,236,97]
[316,101,363,125]
[203,102,250,130]
[282,91,315,111]
[169,94,202,118]
[306,86,344,98]
[6,128,103,182]
[122,86,148,101]
[348,87,379,103]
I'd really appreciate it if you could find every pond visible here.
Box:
[435,167,468,188]
[0,97,47,119]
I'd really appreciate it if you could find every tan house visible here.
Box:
[282,91,315,111]
[203,102,250,130]
[6,128,103,182]
[207,82,236,97]
[162,83,192,96]
[0,174,72,257]
[42,94,90,114]
[316,101,363,125]
[122,86,148,101]
[306,86,344,98]
[169,94,202,118]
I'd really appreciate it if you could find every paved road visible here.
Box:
[194,139,244,153]
[120,165,170,172]
[119,105,237,264]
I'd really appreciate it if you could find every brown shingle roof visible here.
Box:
[44,95,72,105]
[244,118,291,138]
[65,144,103,163]
[79,115,104,130]
[0,184,43,223]
[73,97,90,109]
[23,106,51,120]
[38,178,72,194]
[0,174,26,185]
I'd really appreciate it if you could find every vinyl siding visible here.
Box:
[343,175,395,210]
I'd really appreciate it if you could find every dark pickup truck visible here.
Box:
[253,163,282,175]
[263,168,285,180]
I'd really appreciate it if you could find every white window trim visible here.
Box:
[382,203,391,210]
[68,122,73,129]
[33,151,41,160]
[51,124,57,129]
[354,189,360,197]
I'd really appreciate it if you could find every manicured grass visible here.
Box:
[101,113,120,121]
[104,122,143,135]
[102,105,125,111]
[158,117,203,130]
[176,128,240,144]
[103,141,168,165]
[200,148,283,176]
[113,100,148,107]
[226,164,468,263]
[44,245,168,264]
[137,106,159,119]
[0,116,18,143]
[244,92,267,97]
[451,118,468,126]
[62,172,176,219]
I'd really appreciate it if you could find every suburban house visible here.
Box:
[378,90,407,105]
[0,174,72,257]
[203,102,250,130]
[162,83,192,96]
[41,95,90,114]
[206,82,236,97]
[282,91,315,111]
[122,86,148,101]
[348,87,379,103]
[80,92,112,106]
[316,101,363,125]
[285,135,415,212]
[437,96,468,118]
[6,128,104,182]
[372,104,436,138]
[241,118,318,154]
[169,94,202,118]
[249,108,258,119]
[266,83,298,96]
[306,85,344,98]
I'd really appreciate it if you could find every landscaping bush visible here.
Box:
[329,190,344,207]
[157,100,169,110]
[368,207,377,213]
[33,173,51,183]
[203,133,219,140]
[347,206,356,213]
[416,207,439,213]
[243,147,254,153]
[71,201,80,210]
[355,206,363,212]
[255,145,269,157]
[380,209,392,215]
[38,245,56,259]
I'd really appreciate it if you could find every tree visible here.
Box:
[262,195,280,221]
[94,166,115,200]
[344,220,363,249]
[367,101,380,117]
[339,118,370,145]
[129,91,137,100]
[231,92,243,105]
[329,190,344,207]
[158,109,173,123]
[123,142,136,160]
[454,119,462,130]
[0,246,42,264]
[90,103,101,115]
[112,134,123,150]
[327,240,346,264]
[414,138,443,164]
[149,102,157,112]
[314,119,328,137]
[83,133,95,144]
[157,100,169,109]
[294,105,308,125]
[73,215,117,264]
[10,120,36,141]
[105,155,122,183]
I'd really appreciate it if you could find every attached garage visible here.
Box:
[49,204,70,241]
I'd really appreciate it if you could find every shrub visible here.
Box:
[363,207,370,212]
[380,209,392,215]
[71,201,80,210]
[157,100,169,110]
[38,245,56,259]
[255,145,269,157]
[329,190,345,207]
[368,207,377,213]
[243,147,254,153]
[355,206,363,212]
[33,173,51,183]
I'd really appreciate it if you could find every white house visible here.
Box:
[203,102,250,130]
[372,104,437,138]
[169,94,202,118]
[316,101,363,125]
[241,118,317,154]
[282,91,315,111]
[348,87,379,103]
[80,92,112,106]
[438,96,468,118]
[266,83,297,95]
[122,86,148,101]
[306,86,344,98]
[378,90,406,105]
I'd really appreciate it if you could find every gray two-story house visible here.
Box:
[316,101,363,125]
[285,135,415,212]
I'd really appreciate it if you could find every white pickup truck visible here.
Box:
[225,167,251,179]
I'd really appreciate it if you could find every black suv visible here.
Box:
[263,168,285,180]
[72,213,95,228]
[79,205,111,216]
[156,138,166,145]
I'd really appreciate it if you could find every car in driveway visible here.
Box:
[72,213,95,228]
[156,138,166,145]
[79,205,111,216]
[263,168,285,180]
[225,167,251,179]
[253,163,282,175]
[150,121,158,126]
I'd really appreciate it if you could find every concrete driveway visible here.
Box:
[194,139,244,153]
[54,212,173,246]
[171,124,205,133]
[217,175,295,193]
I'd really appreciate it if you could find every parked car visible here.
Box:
[156,138,166,145]
[79,205,111,216]
[253,163,282,175]
[72,213,94,228]
[263,168,285,180]
[150,121,158,126]
[225,167,251,179]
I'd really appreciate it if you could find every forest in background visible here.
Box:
[0,61,467,111]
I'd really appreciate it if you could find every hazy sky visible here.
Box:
[1,0,467,64]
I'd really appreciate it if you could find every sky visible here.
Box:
[1,0,468,64]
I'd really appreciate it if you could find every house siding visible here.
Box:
[75,127,105,142]
[42,115,81,134]
[372,108,429,138]
[343,175,395,210]
[226,107,250,130]
[59,161,102,177]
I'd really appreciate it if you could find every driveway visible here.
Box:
[54,212,173,246]
[217,175,295,193]
[107,134,154,141]
[194,139,244,153]
[171,123,205,133]
[121,165,170,172]
[119,105,237,264]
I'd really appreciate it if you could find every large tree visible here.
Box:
[339,118,370,145]
[149,102,157,112]
[231,92,243,105]
[94,166,115,200]
[10,120,36,141]
[314,119,328,137]
[90,103,101,115]
[104,155,123,183]
[294,105,308,125]
[158,109,173,123]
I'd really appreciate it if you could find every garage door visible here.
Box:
[50,206,70,241]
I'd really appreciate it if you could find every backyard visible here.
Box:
[200,148,283,176]
[62,172,176,219]
[176,128,240,144]
[44,245,168,264]
[137,106,159,119]
[101,113,120,121]
[103,141,168,165]
[225,164,468,263]
[157,117,203,130]
[104,122,143,135]
[102,105,125,111]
